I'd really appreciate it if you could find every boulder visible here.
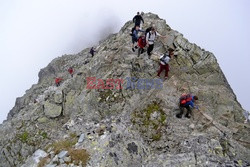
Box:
[44,101,62,118]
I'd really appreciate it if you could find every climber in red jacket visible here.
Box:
[68,67,74,77]
[137,34,147,57]
[55,77,63,87]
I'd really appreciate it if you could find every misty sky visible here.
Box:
[0,0,249,123]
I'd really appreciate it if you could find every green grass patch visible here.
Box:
[152,133,162,141]
[19,131,29,143]
[131,101,167,142]
[41,132,47,139]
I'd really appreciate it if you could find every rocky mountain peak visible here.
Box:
[1,13,250,167]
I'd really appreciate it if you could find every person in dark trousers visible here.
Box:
[137,34,147,57]
[146,27,166,59]
[157,49,174,79]
[133,12,144,27]
[68,67,74,77]
[90,47,96,57]
[176,94,199,119]
[131,25,144,52]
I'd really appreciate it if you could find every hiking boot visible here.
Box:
[141,49,144,54]
[185,114,191,119]
[135,46,138,49]
[132,48,135,52]
[165,77,168,80]
[176,114,182,118]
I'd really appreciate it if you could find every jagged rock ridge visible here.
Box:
[0,13,250,167]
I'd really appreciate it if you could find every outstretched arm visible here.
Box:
[156,31,167,38]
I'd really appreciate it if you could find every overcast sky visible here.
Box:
[0,0,249,123]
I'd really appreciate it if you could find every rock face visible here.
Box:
[0,13,250,167]
[44,101,62,118]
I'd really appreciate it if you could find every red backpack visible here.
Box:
[179,94,192,106]
[138,36,146,48]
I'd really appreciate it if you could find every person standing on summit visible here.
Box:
[133,12,144,27]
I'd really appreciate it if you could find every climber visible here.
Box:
[131,25,144,52]
[132,12,144,27]
[68,67,74,77]
[176,94,198,119]
[146,27,166,59]
[55,77,63,87]
[244,110,250,123]
[90,47,96,57]
[157,49,174,79]
[137,34,147,56]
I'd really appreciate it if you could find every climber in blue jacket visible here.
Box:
[176,94,198,119]
[131,25,144,52]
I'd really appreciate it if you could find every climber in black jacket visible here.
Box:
[133,12,144,27]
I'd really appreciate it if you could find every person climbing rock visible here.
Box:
[131,25,144,52]
[133,12,144,27]
[137,34,147,57]
[55,77,63,87]
[68,67,74,77]
[90,47,96,57]
[146,27,166,59]
[176,94,198,119]
[157,49,174,79]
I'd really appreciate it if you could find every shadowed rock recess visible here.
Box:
[1,13,250,167]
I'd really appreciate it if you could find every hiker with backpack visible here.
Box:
[137,34,147,57]
[157,49,174,79]
[146,27,166,59]
[133,12,144,27]
[131,25,144,52]
[55,77,63,87]
[176,94,198,119]
[90,47,96,57]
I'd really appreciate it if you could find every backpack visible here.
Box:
[130,27,136,36]
[179,94,192,106]
[138,36,146,47]
[160,53,168,64]
[145,27,156,39]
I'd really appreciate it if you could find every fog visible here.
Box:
[0,0,249,123]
